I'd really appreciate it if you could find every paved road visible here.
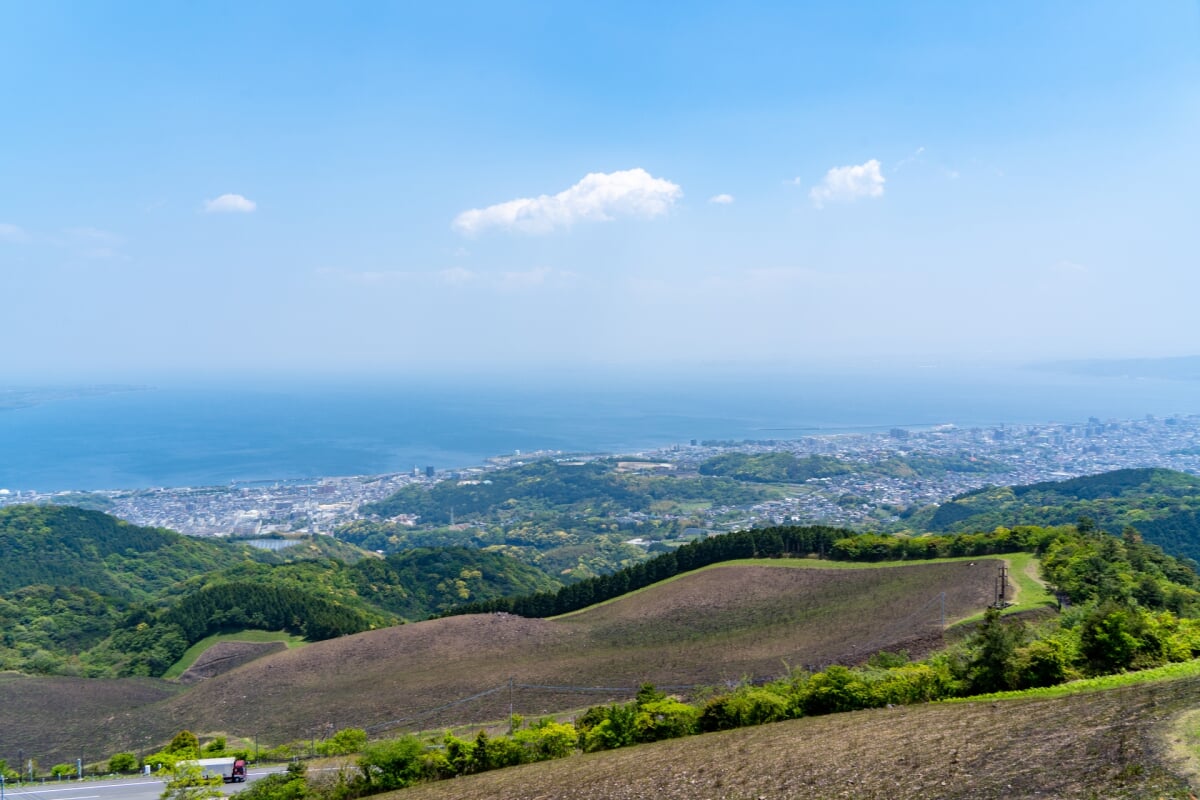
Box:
[0,767,284,800]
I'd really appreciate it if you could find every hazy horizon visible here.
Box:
[3,2,1198,378]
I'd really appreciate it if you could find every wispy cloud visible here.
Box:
[709,193,734,204]
[318,265,576,292]
[204,193,257,213]
[499,266,553,289]
[809,159,885,209]
[893,146,925,172]
[453,168,682,235]
[439,267,476,286]
[65,227,125,259]
[0,223,30,243]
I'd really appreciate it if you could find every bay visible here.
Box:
[1,366,1198,492]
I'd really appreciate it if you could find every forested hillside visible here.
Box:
[0,504,257,597]
[698,451,1001,483]
[0,505,560,677]
[346,459,769,577]
[904,468,1200,562]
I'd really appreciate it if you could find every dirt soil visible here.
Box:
[177,641,288,684]
[390,674,1200,800]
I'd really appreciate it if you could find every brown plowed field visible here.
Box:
[2,559,1001,764]
[388,673,1200,800]
[0,672,180,767]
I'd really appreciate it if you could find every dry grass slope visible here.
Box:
[0,672,180,765]
[165,560,996,742]
[3,559,1000,764]
[388,674,1200,800]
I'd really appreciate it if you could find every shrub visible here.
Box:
[796,666,872,715]
[634,697,700,742]
[699,687,790,732]
[107,752,138,773]
[316,727,367,756]
[513,720,578,761]
[357,735,426,791]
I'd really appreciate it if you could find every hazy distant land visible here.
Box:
[0,385,148,412]
[1033,355,1200,381]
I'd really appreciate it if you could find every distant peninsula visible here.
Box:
[1033,355,1200,381]
[0,384,149,412]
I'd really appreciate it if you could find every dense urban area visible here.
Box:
[3,414,1200,538]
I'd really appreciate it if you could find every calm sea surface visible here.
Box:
[2,368,1198,492]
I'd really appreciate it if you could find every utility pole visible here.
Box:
[508,676,515,735]
[940,591,946,629]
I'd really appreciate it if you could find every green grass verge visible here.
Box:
[949,551,1058,625]
[162,630,307,679]
[944,657,1200,704]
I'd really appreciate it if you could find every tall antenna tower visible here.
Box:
[994,563,1009,608]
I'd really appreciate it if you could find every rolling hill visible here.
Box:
[905,468,1200,562]
[0,505,559,678]
[384,670,1200,800]
[3,557,1002,764]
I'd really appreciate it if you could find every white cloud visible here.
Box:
[809,159,885,209]
[318,264,577,293]
[709,193,734,204]
[453,168,682,235]
[0,223,29,243]
[499,267,553,289]
[65,227,125,259]
[204,193,257,213]
[439,267,476,285]
[893,146,925,172]
[66,227,123,246]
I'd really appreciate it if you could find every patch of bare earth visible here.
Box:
[178,641,288,684]
[0,672,179,765]
[390,675,1200,800]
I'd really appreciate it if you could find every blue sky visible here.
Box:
[2,1,1198,379]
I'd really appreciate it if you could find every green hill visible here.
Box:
[0,505,559,678]
[698,451,1002,483]
[348,458,769,576]
[0,504,256,598]
[905,468,1200,563]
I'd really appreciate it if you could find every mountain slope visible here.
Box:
[0,505,560,678]
[144,558,998,745]
[906,468,1200,562]
[387,672,1200,800]
[0,504,258,598]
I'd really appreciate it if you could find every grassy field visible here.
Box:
[386,670,1200,800]
[162,630,307,679]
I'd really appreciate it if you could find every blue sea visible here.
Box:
[2,366,1199,492]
